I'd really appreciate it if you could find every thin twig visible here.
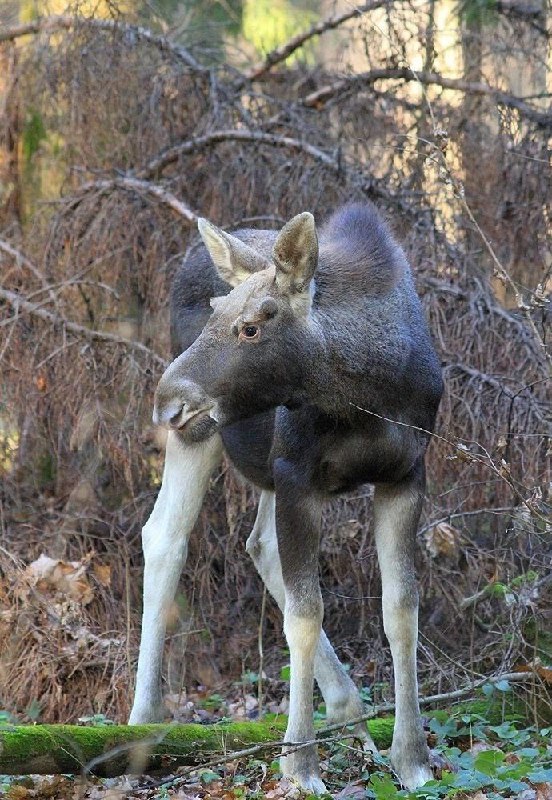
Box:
[257,585,267,716]
[0,239,59,309]
[350,402,551,526]
[457,198,552,373]
[131,128,397,208]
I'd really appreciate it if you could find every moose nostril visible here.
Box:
[152,399,184,427]
[169,409,184,427]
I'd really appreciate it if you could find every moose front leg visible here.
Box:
[274,459,326,794]
[129,430,222,724]
[374,470,432,790]
[246,490,376,749]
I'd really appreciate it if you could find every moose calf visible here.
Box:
[129,203,443,792]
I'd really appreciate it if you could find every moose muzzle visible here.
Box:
[153,358,218,441]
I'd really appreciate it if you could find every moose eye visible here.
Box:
[242,325,259,339]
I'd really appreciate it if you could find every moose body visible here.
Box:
[129,203,443,792]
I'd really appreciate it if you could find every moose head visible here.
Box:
[154,212,321,440]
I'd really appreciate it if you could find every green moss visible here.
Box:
[366,717,394,748]
[0,721,289,776]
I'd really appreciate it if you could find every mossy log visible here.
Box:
[0,717,394,777]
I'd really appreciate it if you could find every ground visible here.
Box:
[1,690,551,800]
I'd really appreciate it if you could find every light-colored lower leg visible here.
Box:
[374,482,432,790]
[129,431,222,724]
[246,491,372,742]
[281,608,326,794]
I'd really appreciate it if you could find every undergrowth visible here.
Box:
[1,697,551,799]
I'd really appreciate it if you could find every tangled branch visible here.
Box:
[0,286,167,368]
[304,68,552,127]
[0,14,205,71]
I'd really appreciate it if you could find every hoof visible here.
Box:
[391,740,433,789]
[397,764,433,790]
[281,747,327,795]
[283,772,327,795]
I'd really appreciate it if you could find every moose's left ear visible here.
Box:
[198,218,268,287]
[273,212,318,295]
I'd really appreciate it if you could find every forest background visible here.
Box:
[0,0,550,738]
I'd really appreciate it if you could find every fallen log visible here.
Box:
[0,717,394,777]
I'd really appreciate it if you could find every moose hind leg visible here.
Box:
[246,491,375,748]
[374,469,432,789]
[129,430,222,724]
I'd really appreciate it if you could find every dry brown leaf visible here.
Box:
[7,786,31,799]
[35,373,47,392]
[424,522,460,558]
[536,783,552,800]
[335,783,368,798]
[93,563,111,587]
[536,664,552,684]
[24,554,94,605]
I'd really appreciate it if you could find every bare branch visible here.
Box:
[133,129,405,210]
[443,363,515,399]
[461,207,552,374]
[137,129,337,180]
[242,0,391,82]
[0,15,206,71]
[0,286,167,368]
[460,582,496,611]
[303,68,552,127]
[74,177,198,223]
[0,239,59,309]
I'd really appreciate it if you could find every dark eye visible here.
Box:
[242,325,259,339]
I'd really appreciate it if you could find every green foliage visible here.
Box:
[279,664,291,682]
[199,692,225,711]
[242,670,260,685]
[77,713,115,726]
[37,450,56,487]
[22,108,46,166]
[199,768,221,783]
[457,0,498,26]
[0,710,16,731]
[24,700,41,723]
[242,0,318,62]
[337,710,551,799]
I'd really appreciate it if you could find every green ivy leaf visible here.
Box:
[199,769,220,783]
[369,773,400,799]
[528,767,552,782]
[473,748,505,775]
[280,664,291,681]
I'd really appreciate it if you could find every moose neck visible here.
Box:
[294,311,357,421]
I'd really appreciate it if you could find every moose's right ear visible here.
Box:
[198,219,268,287]
[273,212,318,296]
